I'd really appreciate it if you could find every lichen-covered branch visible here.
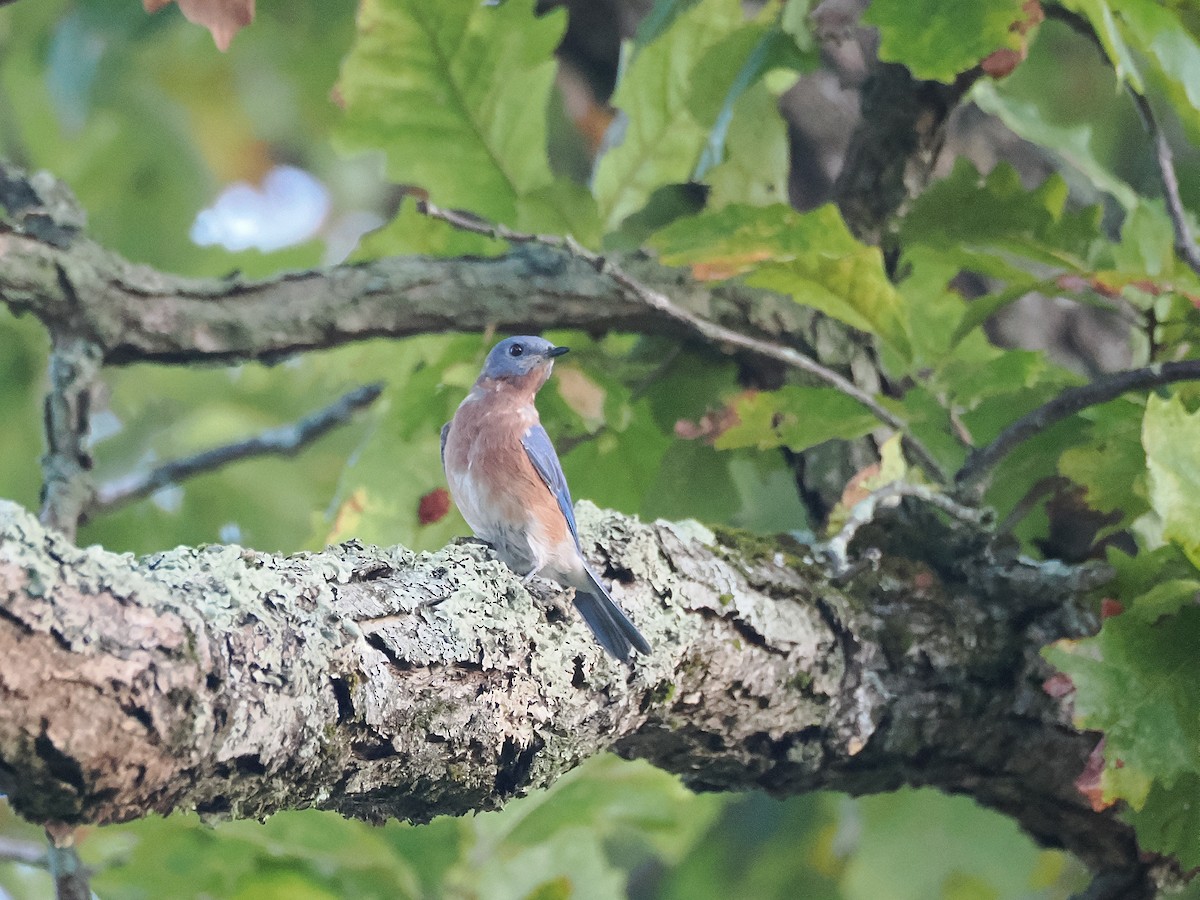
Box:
[0,499,1152,893]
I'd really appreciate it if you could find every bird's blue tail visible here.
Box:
[572,568,651,663]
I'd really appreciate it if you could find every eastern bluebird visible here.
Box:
[441,336,651,662]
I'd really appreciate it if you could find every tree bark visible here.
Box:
[0,222,839,369]
[0,497,1150,892]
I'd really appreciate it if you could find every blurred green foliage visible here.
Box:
[3,0,1200,895]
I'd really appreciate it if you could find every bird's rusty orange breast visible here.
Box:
[443,387,570,551]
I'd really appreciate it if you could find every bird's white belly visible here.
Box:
[446,464,540,574]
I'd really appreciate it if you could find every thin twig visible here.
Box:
[0,836,47,867]
[1048,8,1200,279]
[415,200,950,483]
[1067,866,1154,900]
[1129,89,1200,279]
[92,383,384,516]
[820,482,992,576]
[44,825,89,900]
[39,336,103,539]
[956,359,1200,491]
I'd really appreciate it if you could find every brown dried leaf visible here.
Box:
[674,393,747,443]
[838,462,882,510]
[1042,672,1074,699]
[418,488,451,526]
[982,0,1044,79]
[143,0,255,51]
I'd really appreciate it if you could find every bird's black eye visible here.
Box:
[508,344,524,357]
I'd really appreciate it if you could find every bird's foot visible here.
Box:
[521,576,572,622]
[452,536,494,551]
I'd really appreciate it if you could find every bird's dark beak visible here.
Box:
[547,346,570,358]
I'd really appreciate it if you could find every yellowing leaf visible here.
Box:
[324,488,367,545]
[826,434,912,534]
[652,204,911,358]
[689,250,775,280]
[556,367,606,430]
[863,0,1029,82]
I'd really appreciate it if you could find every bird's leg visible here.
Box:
[452,536,494,549]
[520,568,573,621]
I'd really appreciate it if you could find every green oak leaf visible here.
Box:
[1059,0,1145,91]
[900,160,1105,344]
[690,24,815,181]
[1117,0,1200,134]
[1058,398,1148,525]
[843,789,1078,900]
[1126,772,1200,869]
[1044,604,1200,809]
[1108,544,1199,602]
[863,0,1028,83]
[633,0,705,48]
[592,0,742,230]
[336,0,564,225]
[999,1,1200,157]
[901,160,1100,271]
[703,80,790,208]
[971,81,1139,211]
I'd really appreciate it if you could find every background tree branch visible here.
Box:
[91,382,383,517]
[0,174,834,370]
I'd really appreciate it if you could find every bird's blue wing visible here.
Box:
[440,422,450,467]
[521,424,580,546]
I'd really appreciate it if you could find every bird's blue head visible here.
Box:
[477,336,569,385]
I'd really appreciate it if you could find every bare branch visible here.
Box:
[1129,89,1200,279]
[43,826,89,900]
[36,337,98,900]
[956,359,1200,491]
[38,336,102,540]
[92,382,383,516]
[0,836,47,867]
[414,200,951,484]
[35,334,100,900]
